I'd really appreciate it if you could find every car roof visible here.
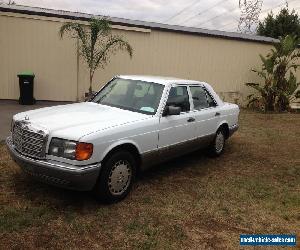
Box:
[118,75,203,86]
[117,75,224,106]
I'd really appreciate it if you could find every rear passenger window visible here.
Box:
[190,86,216,110]
[166,86,190,112]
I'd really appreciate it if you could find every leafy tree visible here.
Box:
[257,7,300,39]
[246,35,300,112]
[60,17,133,94]
[238,0,263,34]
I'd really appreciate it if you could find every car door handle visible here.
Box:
[215,112,220,116]
[187,117,195,122]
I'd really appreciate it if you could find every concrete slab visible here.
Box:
[0,100,72,141]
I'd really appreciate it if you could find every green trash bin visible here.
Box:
[17,71,36,105]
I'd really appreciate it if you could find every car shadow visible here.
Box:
[138,149,212,181]
[11,147,225,209]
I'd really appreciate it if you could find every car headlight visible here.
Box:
[48,138,93,161]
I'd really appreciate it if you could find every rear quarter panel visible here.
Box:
[218,103,240,128]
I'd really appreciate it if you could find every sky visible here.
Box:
[4,0,300,32]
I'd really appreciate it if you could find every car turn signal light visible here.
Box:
[75,142,93,161]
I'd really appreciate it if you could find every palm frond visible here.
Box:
[59,17,133,93]
[93,35,133,71]
[246,94,261,107]
[59,22,84,39]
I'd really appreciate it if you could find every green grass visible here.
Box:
[0,206,55,233]
[0,109,299,249]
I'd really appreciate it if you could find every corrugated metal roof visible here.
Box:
[0,3,279,44]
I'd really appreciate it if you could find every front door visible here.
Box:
[158,85,196,160]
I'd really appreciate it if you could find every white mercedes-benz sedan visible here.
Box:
[6,75,239,202]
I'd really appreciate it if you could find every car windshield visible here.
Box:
[91,78,164,115]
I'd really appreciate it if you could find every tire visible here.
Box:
[93,151,136,203]
[208,128,226,157]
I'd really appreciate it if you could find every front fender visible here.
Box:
[99,139,141,162]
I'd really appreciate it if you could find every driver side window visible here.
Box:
[166,86,190,112]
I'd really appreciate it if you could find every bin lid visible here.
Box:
[18,71,35,77]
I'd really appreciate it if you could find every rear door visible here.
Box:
[189,85,220,142]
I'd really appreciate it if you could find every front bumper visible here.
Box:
[6,137,101,191]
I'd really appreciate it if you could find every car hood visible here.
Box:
[13,102,149,140]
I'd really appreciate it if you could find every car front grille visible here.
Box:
[12,121,48,159]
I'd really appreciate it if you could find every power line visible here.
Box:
[179,0,230,25]
[197,5,239,26]
[219,20,238,29]
[218,2,284,32]
[217,2,287,30]
[176,0,299,31]
[186,0,292,29]
[164,0,201,23]
[213,0,298,31]
[260,0,298,16]
[197,0,231,18]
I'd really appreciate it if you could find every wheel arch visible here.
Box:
[100,140,142,170]
[217,121,230,139]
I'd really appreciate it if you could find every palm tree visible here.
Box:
[59,17,133,94]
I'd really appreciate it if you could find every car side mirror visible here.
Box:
[163,105,181,116]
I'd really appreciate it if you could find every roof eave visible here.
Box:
[0,3,279,44]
